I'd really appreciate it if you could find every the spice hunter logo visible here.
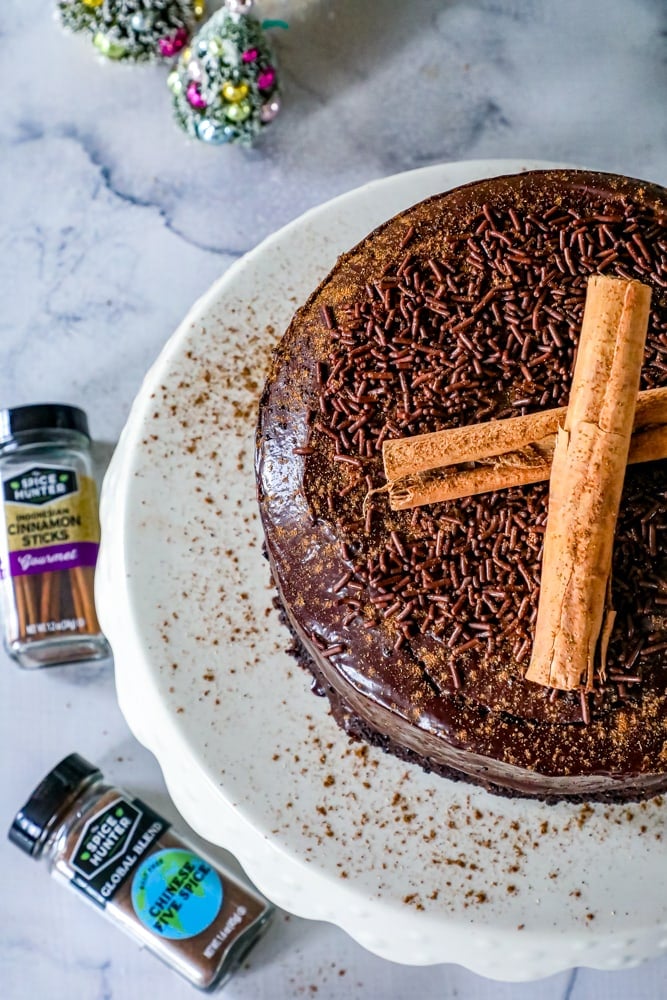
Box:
[4,467,78,506]
[71,799,141,880]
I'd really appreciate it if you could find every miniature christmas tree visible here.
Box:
[57,0,205,63]
[169,1,281,145]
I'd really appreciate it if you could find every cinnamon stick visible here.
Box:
[13,577,27,642]
[384,406,563,481]
[81,566,101,633]
[383,386,667,509]
[391,427,667,508]
[20,575,38,631]
[39,572,53,625]
[71,565,100,633]
[525,275,652,691]
[50,571,62,628]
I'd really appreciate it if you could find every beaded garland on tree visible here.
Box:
[168,0,281,145]
[57,0,205,62]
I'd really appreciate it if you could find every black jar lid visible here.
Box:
[0,404,90,446]
[8,753,101,858]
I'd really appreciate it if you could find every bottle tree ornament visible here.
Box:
[57,0,206,63]
[169,0,283,146]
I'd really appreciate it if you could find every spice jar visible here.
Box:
[9,754,275,991]
[0,404,110,667]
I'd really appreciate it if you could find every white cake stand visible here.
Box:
[96,160,667,981]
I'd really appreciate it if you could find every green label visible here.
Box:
[70,797,169,907]
[3,466,77,506]
[131,849,224,940]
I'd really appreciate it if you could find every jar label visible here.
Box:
[3,467,78,505]
[69,797,169,907]
[131,849,224,940]
[1,464,100,579]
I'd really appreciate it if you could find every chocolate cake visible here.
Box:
[256,170,667,801]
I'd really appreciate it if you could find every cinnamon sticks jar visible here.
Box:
[0,404,110,667]
[8,754,275,991]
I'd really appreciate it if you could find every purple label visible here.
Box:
[8,541,99,578]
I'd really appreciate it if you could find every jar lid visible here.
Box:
[0,404,90,445]
[8,753,101,858]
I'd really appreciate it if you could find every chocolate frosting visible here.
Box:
[256,170,667,799]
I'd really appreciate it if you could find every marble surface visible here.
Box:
[1,0,666,997]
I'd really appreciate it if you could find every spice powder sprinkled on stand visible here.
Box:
[0,404,110,667]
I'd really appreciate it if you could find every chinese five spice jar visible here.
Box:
[9,754,275,991]
[0,404,110,667]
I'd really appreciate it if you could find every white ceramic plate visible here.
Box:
[97,160,667,981]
